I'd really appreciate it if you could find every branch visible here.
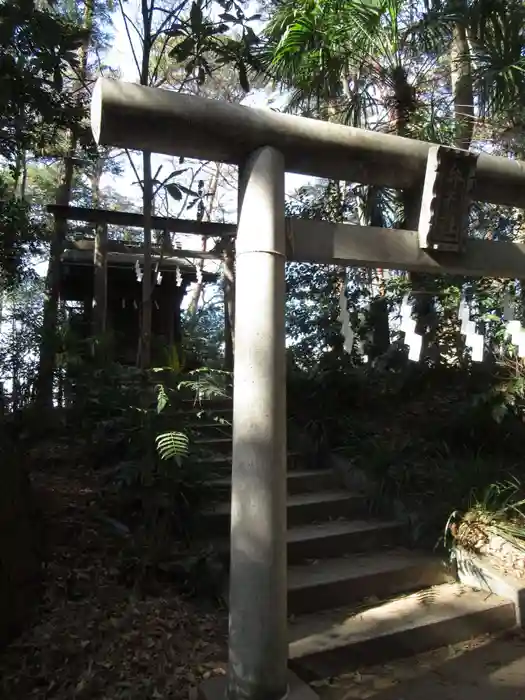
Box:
[117,0,142,77]
[150,29,174,87]
[124,149,144,193]
[151,0,190,42]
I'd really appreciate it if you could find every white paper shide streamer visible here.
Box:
[459,296,484,362]
[503,292,525,357]
[400,294,422,362]
[135,259,143,283]
[338,272,354,354]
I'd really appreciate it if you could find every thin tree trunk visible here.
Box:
[223,241,235,372]
[140,150,153,369]
[390,68,434,360]
[91,158,108,340]
[188,166,222,316]
[11,313,20,412]
[35,0,95,407]
[20,151,28,200]
[139,0,153,369]
[450,5,475,361]
[93,222,108,337]
[187,236,207,315]
[35,163,74,408]
[451,6,474,150]
[359,186,390,359]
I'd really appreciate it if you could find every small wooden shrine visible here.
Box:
[54,208,219,365]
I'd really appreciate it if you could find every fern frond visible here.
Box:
[155,431,190,461]
[178,368,231,402]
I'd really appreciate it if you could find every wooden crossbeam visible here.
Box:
[62,249,217,278]
[47,204,236,238]
[65,239,220,259]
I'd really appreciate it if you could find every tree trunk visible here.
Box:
[223,241,235,372]
[390,67,434,360]
[140,149,153,369]
[449,5,475,360]
[188,166,222,317]
[11,314,20,412]
[138,0,153,369]
[186,235,207,316]
[404,189,431,349]
[35,0,95,407]
[91,158,108,341]
[93,222,108,338]
[451,6,474,150]
[360,186,390,359]
[35,162,74,408]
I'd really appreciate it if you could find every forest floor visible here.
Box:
[0,446,229,700]
[2,444,525,700]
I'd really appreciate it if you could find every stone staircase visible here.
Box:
[188,397,516,679]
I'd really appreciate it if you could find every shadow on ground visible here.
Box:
[315,631,525,700]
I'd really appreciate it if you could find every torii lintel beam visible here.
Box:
[91,77,525,209]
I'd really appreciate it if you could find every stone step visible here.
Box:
[288,583,516,679]
[211,469,336,497]
[195,451,303,474]
[181,394,232,405]
[194,437,232,454]
[287,550,452,615]
[189,421,232,436]
[287,519,405,564]
[204,492,369,535]
[213,519,406,565]
[184,404,233,418]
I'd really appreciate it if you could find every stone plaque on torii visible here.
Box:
[418,145,478,253]
[90,77,525,700]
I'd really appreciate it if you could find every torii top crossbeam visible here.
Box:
[91,78,525,209]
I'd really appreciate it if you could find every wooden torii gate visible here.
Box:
[91,77,525,700]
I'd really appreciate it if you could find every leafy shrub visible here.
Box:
[51,360,231,592]
[445,478,525,553]
[288,360,525,548]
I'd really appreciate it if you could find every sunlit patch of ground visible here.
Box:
[313,630,525,699]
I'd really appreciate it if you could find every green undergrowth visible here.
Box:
[445,478,525,554]
[9,360,233,600]
[287,361,525,550]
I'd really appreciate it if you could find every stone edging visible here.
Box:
[453,545,524,627]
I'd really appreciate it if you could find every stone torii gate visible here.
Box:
[91,78,525,700]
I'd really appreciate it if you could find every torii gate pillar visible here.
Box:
[200,147,317,700]
[228,146,288,700]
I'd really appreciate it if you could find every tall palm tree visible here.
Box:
[261,0,525,361]
[261,0,428,358]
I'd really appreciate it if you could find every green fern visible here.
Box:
[178,368,231,402]
[155,431,189,461]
